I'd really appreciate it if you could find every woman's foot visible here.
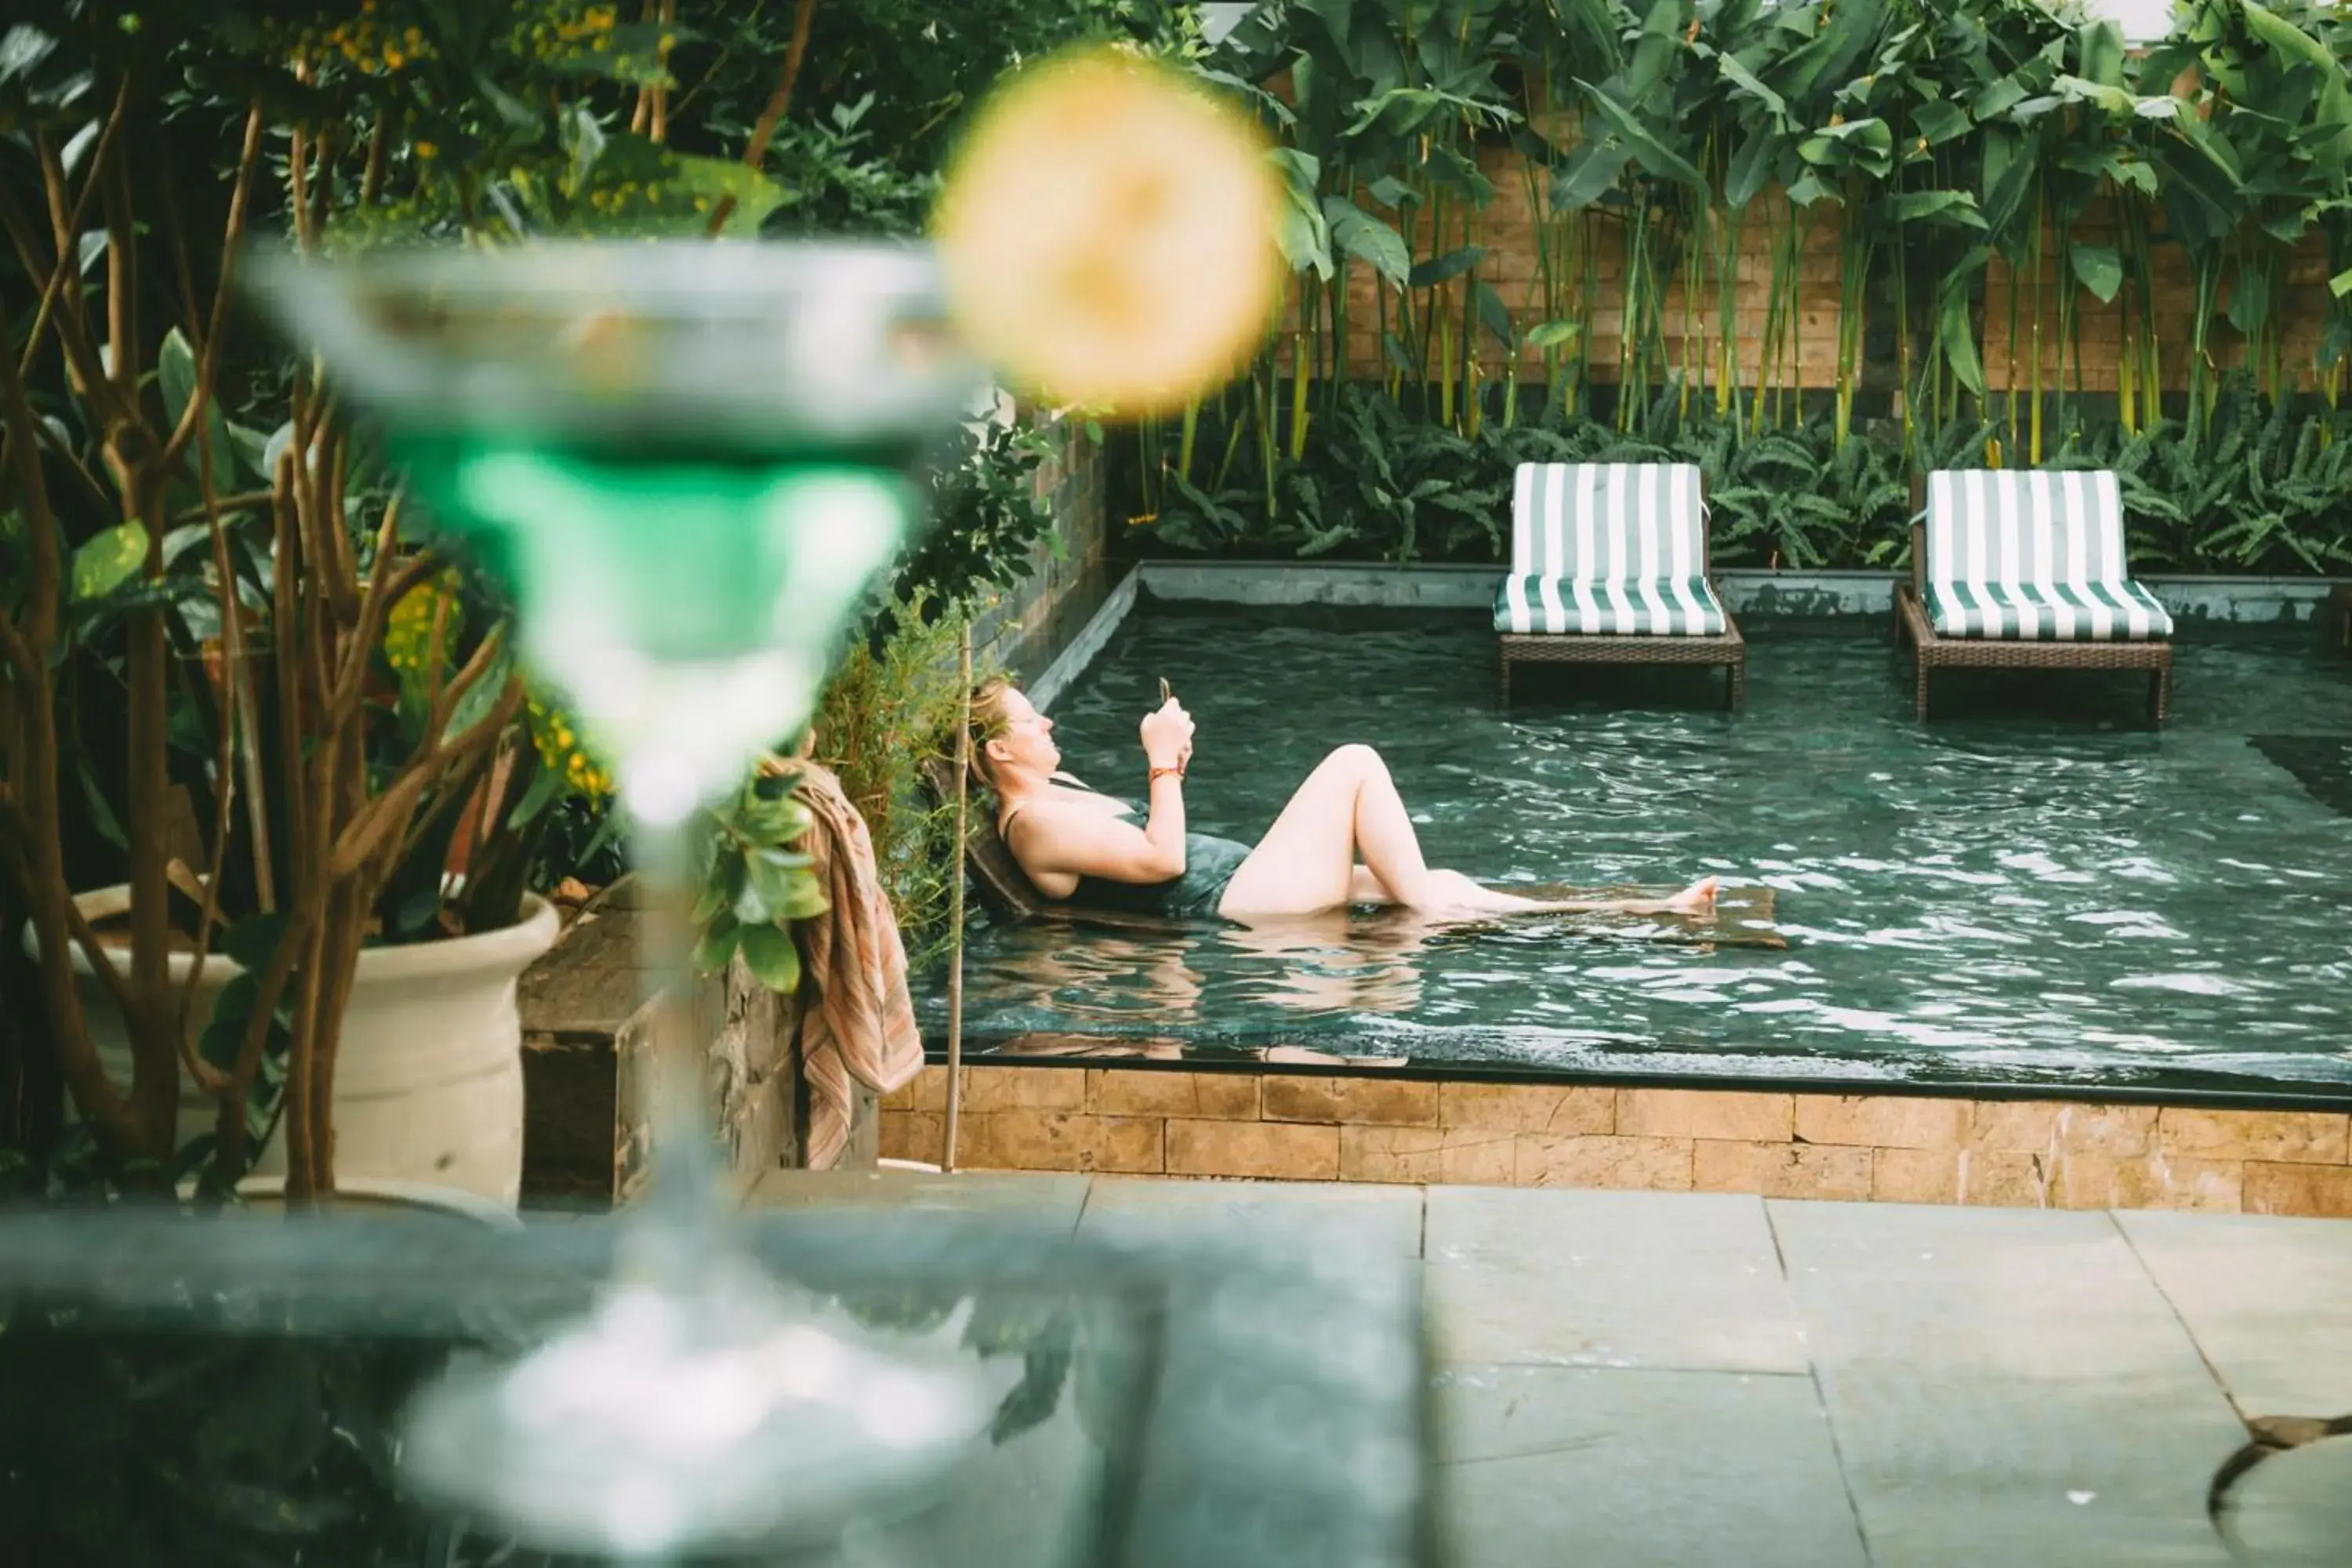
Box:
[1659,877,1719,916]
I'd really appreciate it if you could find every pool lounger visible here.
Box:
[1896,468,2174,722]
[925,759,1784,949]
[1493,462,1746,712]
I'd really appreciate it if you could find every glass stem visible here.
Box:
[622,807,731,1260]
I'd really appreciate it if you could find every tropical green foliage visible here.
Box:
[1152,382,1915,567]
[686,762,826,994]
[810,589,989,963]
[1135,0,2352,573]
[890,412,1062,619]
[2,0,1126,1181]
[1149,376,2352,572]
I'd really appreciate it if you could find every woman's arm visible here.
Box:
[1011,699,1196,888]
[1010,786,1185,885]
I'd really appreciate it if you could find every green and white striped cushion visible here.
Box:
[1494,574,1728,635]
[1923,469,2172,641]
[1495,463,1723,635]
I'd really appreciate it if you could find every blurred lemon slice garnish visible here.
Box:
[932,46,1282,416]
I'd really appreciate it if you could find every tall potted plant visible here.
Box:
[0,5,694,1204]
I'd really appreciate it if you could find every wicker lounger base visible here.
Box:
[1498,624,1746,711]
[1893,584,2171,722]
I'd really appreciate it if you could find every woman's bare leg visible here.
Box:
[1218,746,1717,918]
[1218,746,1422,915]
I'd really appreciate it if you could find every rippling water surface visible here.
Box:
[922,608,2352,1091]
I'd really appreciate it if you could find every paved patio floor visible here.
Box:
[746,1171,2352,1567]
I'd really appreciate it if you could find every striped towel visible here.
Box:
[1922,470,2172,641]
[793,762,923,1171]
[1494,462,1728,636]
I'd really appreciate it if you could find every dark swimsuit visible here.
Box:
[1004,778,1252,921]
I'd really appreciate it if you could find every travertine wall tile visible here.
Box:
[1264,1075,1440,1127]
[1795,1094,1969,1150]
[1620,1090,1795,1142]
[1955,1150,2053,1209]
[2057,1153,2242,1213]
[879,1110,942,1163]
[1438,1081,1613,1134]
[961,1068,1086,1112]
[916,1071,2352,1217]
[1968,1101,2155,1157]
[958,1110,1102,1173]
[2244,1163,2352,1218]
[1341,1125,1516,1185]
[1871,1147,1960,1204]
[881,1066,949,1113]
[1098,1117,1166,1175]
[1515,1134,1693,1192]
[2158,1109,2350,1166]
[1088,1069,1260,1120]
[1693,1138,1871,1200]
[1166,1119,1340,1180]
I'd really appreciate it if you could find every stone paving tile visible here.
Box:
[2114,1210,2352,1416]
[1077,1174,1424,1259]
[745,1168,1093,1232]
[1429,1364,1867,1568]
[1768,1200,2243,1567]
[1422,1188,1807,1373]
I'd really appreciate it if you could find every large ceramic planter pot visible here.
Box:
[37,890,559,1207]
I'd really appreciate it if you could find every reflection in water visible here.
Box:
[964,913,1436,1027]
[1214,909,1435,1017]
[928,616,2352,1085]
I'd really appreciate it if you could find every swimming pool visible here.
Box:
[921,601,2352,1098]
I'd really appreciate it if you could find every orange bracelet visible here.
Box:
[1150,764,1185,783]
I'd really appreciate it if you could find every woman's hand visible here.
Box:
[1140,697,1194,770]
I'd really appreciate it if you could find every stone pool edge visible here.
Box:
[881,1062,2352,1218]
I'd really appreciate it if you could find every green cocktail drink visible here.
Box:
[405,434,914,821]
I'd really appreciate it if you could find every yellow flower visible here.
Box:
[415,140,438,159]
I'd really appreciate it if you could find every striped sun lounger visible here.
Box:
[1895,469,2173,722]
[1494,462,1744,709]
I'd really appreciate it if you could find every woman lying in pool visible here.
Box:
[967,677,1719,924]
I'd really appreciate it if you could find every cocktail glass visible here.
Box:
[245,238,997,1560]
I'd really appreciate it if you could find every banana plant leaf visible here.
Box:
[1574,78,1708,192]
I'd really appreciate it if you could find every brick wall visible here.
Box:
[967,412,1110,677]
[883,1065,2352,1217]
[1979,198,2332,394]
[1308,144,1853,393]
[1298,142,2325,397]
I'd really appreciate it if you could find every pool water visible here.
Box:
[924,605,2352,1094]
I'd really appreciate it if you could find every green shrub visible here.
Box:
[1139,380,2352,575]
